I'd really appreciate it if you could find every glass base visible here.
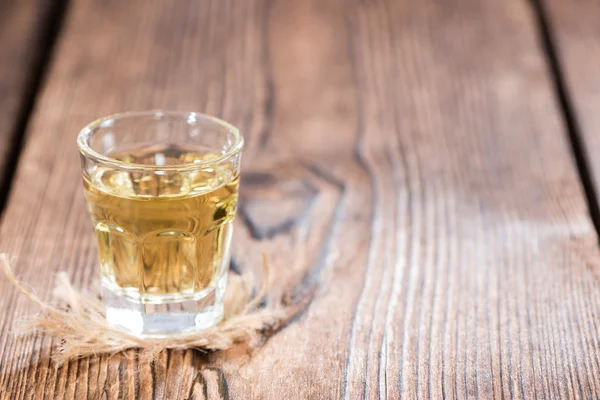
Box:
[102,274,227,337]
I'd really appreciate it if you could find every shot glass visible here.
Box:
[77,111,243,336]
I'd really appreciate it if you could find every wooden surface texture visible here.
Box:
[0,0,57,194]
[543,0,600,210]
[0,0,599,398]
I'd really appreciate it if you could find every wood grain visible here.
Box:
[0,0,599,398]
[0,0,58,198]
[541,0,600,214]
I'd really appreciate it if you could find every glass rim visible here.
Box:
[77,110,244,172]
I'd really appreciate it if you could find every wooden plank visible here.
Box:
[0,0,59,200]
[541,0,600,213]
[0,0,599,398]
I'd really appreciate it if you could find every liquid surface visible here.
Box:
[83,145,239,301]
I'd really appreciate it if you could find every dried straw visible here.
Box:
[0,253,313,365]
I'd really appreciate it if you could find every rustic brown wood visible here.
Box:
[0,0,599,398]
[542,0,600,212]
[0,0,58,197]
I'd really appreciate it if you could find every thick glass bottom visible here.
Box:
[102,273,227,337]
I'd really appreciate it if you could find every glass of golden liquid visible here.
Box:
[77,111,243,336]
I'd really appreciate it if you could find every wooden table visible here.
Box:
[1,0,599,398]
